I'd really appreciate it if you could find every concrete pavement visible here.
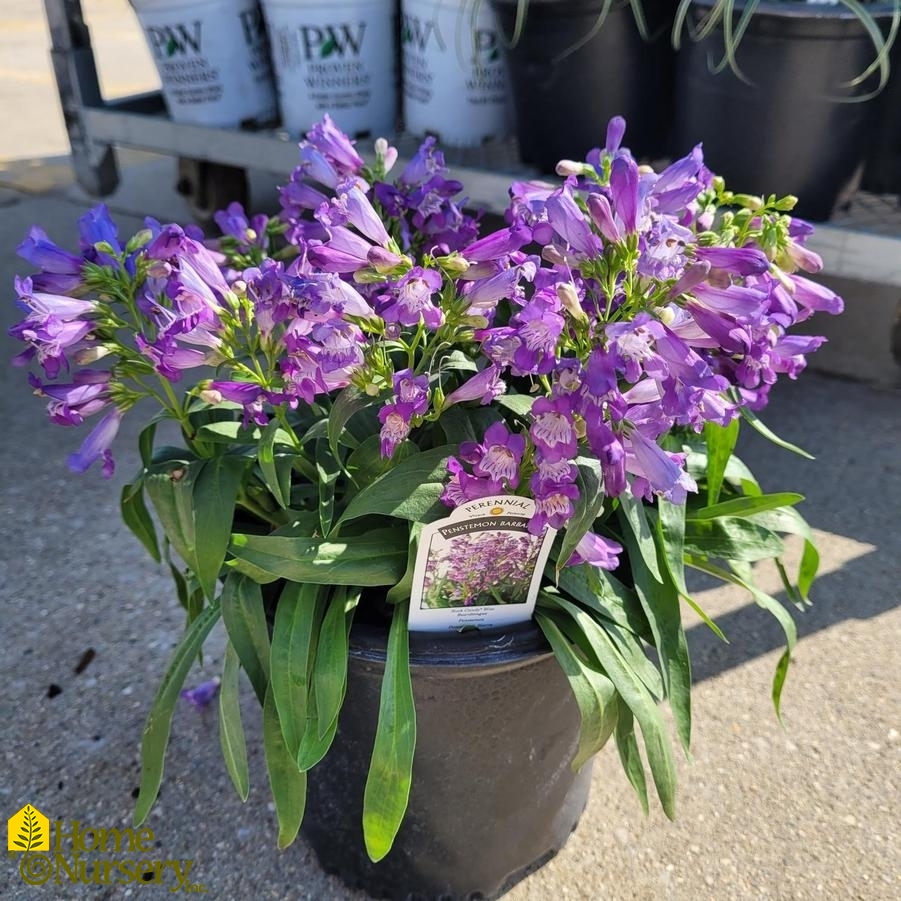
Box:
[1,2,900,899]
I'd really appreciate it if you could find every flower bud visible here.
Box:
[555,159,592,178]
[462,315,490,329]
[74,345,111,364]
[363,381,380,397]
[146,259,172,279]
[437,253,470,276]
[199,388,223,405]
[657,305,676,326]
[556,282,587,322]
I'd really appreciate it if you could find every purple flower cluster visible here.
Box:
[9,114,841,570]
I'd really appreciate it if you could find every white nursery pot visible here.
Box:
[131,0,278,127]
[261,0,397,138]
[401,0,511,146]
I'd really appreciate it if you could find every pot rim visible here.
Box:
[350,618,554,669]
[685,0,898,21]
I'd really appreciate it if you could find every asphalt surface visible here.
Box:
[1,2,900,899]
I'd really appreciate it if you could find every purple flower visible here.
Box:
[529,477,579,534]
[565,531,623,570]
[17,226,83,292]
[31,369,113,425]
[530,396,577,463]
[67,407,122,478]
[318,182,391,246]
[693,246,769,276]
[444,366,505,407]
[463,225,533,263]
[378,268,444,330]
[305,114,364,175]
[464,422,526,486]
[610,156,640,233]
[625,428,697,504]
[546,186,603,257]
[440,457,504,507]
[206,380,273,426]
[181,677,220,709]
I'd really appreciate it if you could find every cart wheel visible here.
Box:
[176,158,249,229]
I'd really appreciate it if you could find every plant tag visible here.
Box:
[407,496,555,633]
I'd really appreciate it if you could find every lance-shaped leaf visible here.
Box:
[219,642,249,801]
[543,593,677,818]
[229,529,408,586]
[687,492,804,521]
[263,684,307,850]
[134,601,221,825]
[536,610,618,771]
[363,601,416,862]
[329,384,375,458]
[337,445,457,526]
[259,419,295,509]
[121,481,161,563]
[703,418,739,505]
[617,494,692,753]
[556,458,606,577]
[683,516,785,561]
[192,455,247,600]
[220,571,270,704]
[145,461,203,573]
[270,582,324,758]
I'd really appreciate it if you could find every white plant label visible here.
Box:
[407,496,555,633]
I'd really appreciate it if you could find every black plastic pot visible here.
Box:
[301,620,592,900]
[674,0,896,221]
[489,0,676,172]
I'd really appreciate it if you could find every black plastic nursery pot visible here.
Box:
[862,38,901,195]
[673,0,897,221]
[300,620,593,900]
[489,0,676,171]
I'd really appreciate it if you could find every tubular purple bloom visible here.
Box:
[610,156,640,233]
[67,407,122,478]
[625,428,697,504]
[789,275,844,318]
[565,531,623,570]
[605,116,627,154]
[305,114,364,175]
[586,193,621,243]
[444,365,505,407]
[471,421,526,486]
[693,246,770,276]
[546,187,603,256]
[181,678,221,709]
[463,225,533,262]
[17,226,82,283]
[530,396,578,463]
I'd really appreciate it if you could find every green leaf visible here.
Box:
[656,499,726,643]
[314,588,356,740]
[229,529,408,586]
[494,393,535,417]
[617,496,691,752]
[263,684,307,850]
[192,455,247,600]
[617,493,662,582]
[316,439,341,537]
[556,458,606,577]
[613,697,649,815]
[270,582,324,758]
[329,385,375,459]
[139,421,158,469]
[387,524,423,605]
[120,481,161,563]
[346,436,418,490]
[145,461,203,572]
[543,594,677,818]
[740,406,814,459]
[337,445,458,526]
[536,611,618,771]
[220,571,270,704]
[259,420,293,509]
[703,419,739,505]
[363,601,416,862]
[686,556,798,719]
[683,516,785,562]
[747,507,820,603]
[687,492,804,521]
[195,420,262,444]
[219,642,249,801]
[134,601,221,826]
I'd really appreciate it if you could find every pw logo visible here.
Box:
[8,804,49,852]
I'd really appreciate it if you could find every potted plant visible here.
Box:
[671,0,900,220]
[489,0,677,170]
[10,112,843,898]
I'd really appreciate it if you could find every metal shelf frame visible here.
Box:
[44,0,901,286]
